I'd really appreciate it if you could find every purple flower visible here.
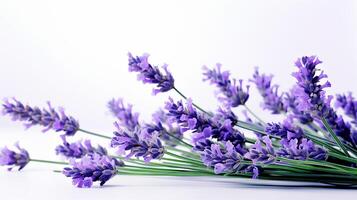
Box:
[128,53,175,95]
[164,97,245,150]
[335,93,357,125]
[265,121,303,140]
[250,68,286,114]
[292,56,355,145]
[292,56,331,116]
[111,122,165,162]
[150,109,183,147]
[278,138,327,160]
[201,141,259,178]
[107,98,139,131]
[2,98,79,136]
[63,154,118,188]
[0,143,30,171]
[203,64,249,107]
[244,136,275,164]
[56,136,108,159]
[284,89,314,124]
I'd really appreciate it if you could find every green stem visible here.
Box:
[243,105,266,126]
[30,159,68,165]
[165,132,193,148]
[78,128,112,139]
[321,118,350,157]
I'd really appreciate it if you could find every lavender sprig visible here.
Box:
[111,122,165,162]
[250,68,286,114]
[128,53,175,95]
[63,154,119,188]
[0,143,30,171]
[203,64,249,108]
[292,56,355,148]
[107,98,139,131]
[56,136,108,159]
[2,98,79,136]
[164,97,246,150]
[201,141,259,178]
[244,136,275,164]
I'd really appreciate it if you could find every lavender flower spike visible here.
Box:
[292,56,355,145]
[244,136,275,164]
[63,154,118,188]
[128,53,175,95]
[250,68,286,114]
[56,136,108,159]
[0,143,30,171]
[201,141,259,178]
[203,63,249,108]
[292,56,331,115]
[111,122,164,162]
[2,98,79,136]
[107,98,139,131]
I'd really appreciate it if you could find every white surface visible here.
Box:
[1,0,357,199]
[2,171,357,200]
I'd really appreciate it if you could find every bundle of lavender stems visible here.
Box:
[2,53,357,188]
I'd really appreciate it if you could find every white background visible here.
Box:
[0,0,357,199]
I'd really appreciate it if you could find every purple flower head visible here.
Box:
[335,93,357,125]
[265,121,303,140]
[107,98,139,131]
[292,56,331,116]
[0,143,30,171]
[111,122,164,162]
[63,154,119,188]
[278,138,327,161]
[128,53,175,95]
[250,68,286,114]
[244,136,275,164]
[201,141,259,178]
[203,63,249,107]
[151,109,183,147]
[56,136,108,159]
[2,98,79,136]
[164,97,210,133]
[292,57,356,144]
[164,98,245,149]
[284,89,314,124]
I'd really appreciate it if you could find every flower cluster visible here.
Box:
[292,56,356,145]
[164,97,245,150]
[4,53,357,187]
[244,136,275,164]
[203,64,249,108]
[250,68,286,114]
[107,98,139,131]
[265,121,327,160]
[201,141,259,178]
[2,99,79,136]
[63,154,119,188]
[0,143,30,171]
[128,53,175,95]
[56,136,108,159]
[111,122,165,162]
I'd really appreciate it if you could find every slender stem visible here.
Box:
[30,159,68,165]
[243,105,266,126]
[173,86,212,116]
[165,132,193,148]
[321,118,350,157]
[78,128,112,139]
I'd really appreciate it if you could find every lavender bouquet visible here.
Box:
[2,53,357,187]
